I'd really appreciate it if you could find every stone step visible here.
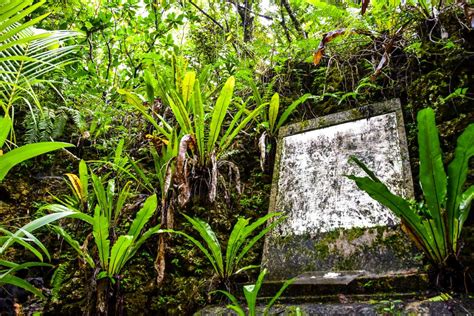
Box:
[256,270,430,303]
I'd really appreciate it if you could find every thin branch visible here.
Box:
[101,31,112,81]
[231,0,273,20]
[189,0,224,30]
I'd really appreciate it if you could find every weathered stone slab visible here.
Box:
[262,99,420,281]
[257,270,428,300]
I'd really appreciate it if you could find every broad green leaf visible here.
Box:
[458,185,474,234]
[1,210,80,253]
[182,214,224,276]
[127,224,161,261]
[245,75,263,107]
[0,115,11,148]
[93,207,110,270]
[348,174,444,262]
[167,92,192,134]
[219,105,245,150]
[0,274,45,299]
[18,228,50,261]
[108,235,133,275]
[236,213,285,267]
[0,260,19,269]
[268,93,279,134]
[91,173,107,218]
[0,261,50,279]
[227,305,246,316]
[114,139,125,166]
[275,94,311,132]
[349,108,473,266]
[144,70,156,103]
[243,268,267,316]
[78,160,89,204]
[118,89,172,139]
[166,224,222,277]
[127,194,157,242]
[350,156,382,183]
[417,108,447,229]
[446,124,474,246]
[192,80,205,162]
[225,218,249,276]
[0,228,44,261]
[0,142,73,181]
[114,181,131,224]
[23,211,80,232]
[207,76,235,153]
[182,71,196,106]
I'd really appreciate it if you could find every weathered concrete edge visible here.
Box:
[257,271,430,299]
[262,99,415,275]
[278,99,400,138]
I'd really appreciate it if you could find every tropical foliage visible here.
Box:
[121,68,266,205]
[0,115,73,181]
[0,0,473,313]
[43,162,161,314]
[0,114,73,298]
[50,194,161,280]
[168,212,285,282]
[0,210,82,298]
[45,161,161,278]
[213,268,295,316]
[349,108,474,268]
[0,0,80,128]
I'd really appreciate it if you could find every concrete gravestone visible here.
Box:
[262,99,420,281]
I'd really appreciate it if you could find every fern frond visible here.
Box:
[59,106,85,131]
[50,262,68,302]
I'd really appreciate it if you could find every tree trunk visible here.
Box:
[235,0,254,42]
[96,278,110,316]
[280,0,307,39]
[113,276,124,316]
[83,268,97,316]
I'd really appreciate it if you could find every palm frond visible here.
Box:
[0,0,82,117]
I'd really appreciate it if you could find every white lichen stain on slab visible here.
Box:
[275,112,405,236]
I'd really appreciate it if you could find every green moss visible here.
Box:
[314,243,330,259]
[350,109,362,119]
[299,119,312,129]
[344,227,367,241]
[334,255,360,270]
